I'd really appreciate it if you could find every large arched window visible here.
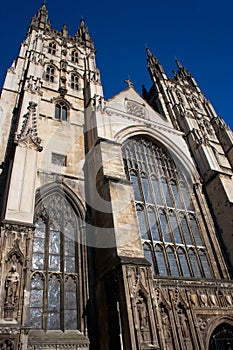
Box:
[29,191,84,331]
[122,137,213,279]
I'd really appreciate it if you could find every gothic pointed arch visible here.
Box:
[29,182,87,332]
[205,317,233,349]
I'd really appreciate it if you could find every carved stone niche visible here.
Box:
[0,338,15,350]
[0,329,20,350]
[3,240,24,321]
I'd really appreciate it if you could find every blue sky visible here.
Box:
[1,0,232,128]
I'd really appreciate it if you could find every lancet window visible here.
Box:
[122,137,212,279]
[29,192,82,331]
[55,101,68,121]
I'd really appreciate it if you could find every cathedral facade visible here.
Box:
[0,4,233,350]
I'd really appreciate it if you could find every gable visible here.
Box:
[106,87,169,126]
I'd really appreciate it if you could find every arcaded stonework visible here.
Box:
[0,4,233,350]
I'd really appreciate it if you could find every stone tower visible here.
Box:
[0,4,233,350]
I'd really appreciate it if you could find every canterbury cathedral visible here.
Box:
[1,3,233,350]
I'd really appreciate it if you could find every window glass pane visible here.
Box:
[141,173,152,203]
[143,244,155,274]
[62,106,67,121]
[181,182,193,211]
[55,105,60,119]
[30,276,43,307]
[151,176,163,205]
[189,215,202,246]
[33,237,45,253]
[169,212,182,244]
[137,206,148,240]
[148,207,160,241]
[130,171,142,201]
[29,273,44,328]
[178,248,191,277]
[161,178,172,207]
[49,255,60,271]
[155,245,167,276]
[167,247,179,276]
[64,277,77,329]
[32,254,44,270]
[47,276,60,329]
[35,220,46,238]
[65,257,76,273]
[189,249,202,277]
[65,237,76,256]
[199,250,212,278]
[159,211,170,242]
[49,230,60,254]
[170,180,183,208]
[180,215,192,245]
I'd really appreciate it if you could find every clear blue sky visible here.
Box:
[1,0,232,128]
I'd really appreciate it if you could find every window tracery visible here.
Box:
[55,101,68,121]
[29,192,81,330]
[122,137,212,279]
[45,65,55,82]
[71,73,79,90]
[71,50,78,63]
[48,42,56,55]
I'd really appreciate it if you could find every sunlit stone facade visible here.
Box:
[0,4,233,350]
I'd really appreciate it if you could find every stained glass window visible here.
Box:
[30,192,81,330]
[122,137,213,279]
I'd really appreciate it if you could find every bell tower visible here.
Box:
[0,3,101,349]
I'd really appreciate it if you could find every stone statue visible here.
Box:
[178,308,189,338]
[5,266,20,306]
[161,307,171,339]
[136,294,151,343]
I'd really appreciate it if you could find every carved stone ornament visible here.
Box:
[160,306,172,340]
[177,307,190,339]
[126,100,145,118]
[136,292,152,345]
[92,94,105,111]
[0,339,15,350]
[4,266,20,307]
[25,76,43,95]
[15,101,43,151]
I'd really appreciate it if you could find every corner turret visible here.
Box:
[28,2,50,32]
[173,59,201,92]
[76,19,94,49]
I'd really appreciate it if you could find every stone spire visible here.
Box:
[146,47,166,80]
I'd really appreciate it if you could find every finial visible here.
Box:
[125,78,133,88]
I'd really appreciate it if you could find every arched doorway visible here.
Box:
[209,323,233,350]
